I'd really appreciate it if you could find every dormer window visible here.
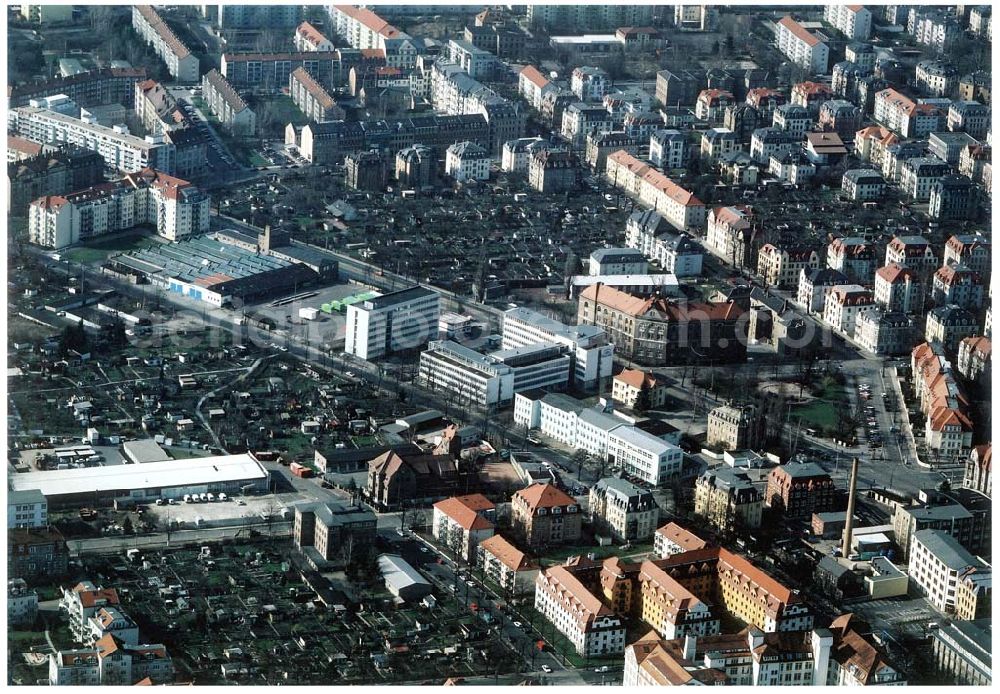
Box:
[536,508,546,516]
[567,505,577,513]
[552,507,562,515]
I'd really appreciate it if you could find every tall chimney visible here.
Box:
[841,457,860,559]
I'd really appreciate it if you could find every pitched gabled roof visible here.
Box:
[433,494,495,531]
[779,16,822,47]
[614,368,657,390]
[480,534,536,572]
[296,21,331,48]
[519,65,549,89]
[655,522,708,552]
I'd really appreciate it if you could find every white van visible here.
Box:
[218,493,228,501]
[207,493,216,502]
[199,493,208,502]
[184,494,192,503]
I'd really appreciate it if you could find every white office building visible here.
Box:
[909,528,988,615]
[345,286,441,360]
[502,307,614,390]
[607,426,684,486]
[8,489,48,529]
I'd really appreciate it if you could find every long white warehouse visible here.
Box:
[9,454,270,507]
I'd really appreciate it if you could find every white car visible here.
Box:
[540,665,552,673]
[512,621,523,628]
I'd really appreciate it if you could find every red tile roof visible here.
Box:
[433,495,495,531]
[615,368,657,390]
[479,534,536,571]
[779,16,822,47]
[655,522,708,551]
[296,21,330,48]
[519,65,549,89]
[514,483,576,511]
[875,263,917,284]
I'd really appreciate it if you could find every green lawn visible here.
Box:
[62,233,158,264]
[791,382,850,429]
[263,94,309,128]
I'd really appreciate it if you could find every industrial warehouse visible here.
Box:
[104,227,338,307]
[9,454,270,507]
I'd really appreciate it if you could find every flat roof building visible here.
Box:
[9,454,269,507]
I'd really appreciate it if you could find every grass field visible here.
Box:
[62,233,156,264]
[791,382,850,429]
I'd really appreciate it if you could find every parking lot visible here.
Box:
[141,490,312,530]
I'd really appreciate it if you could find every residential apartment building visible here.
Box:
[854,310,916,356]
[534,565,627,656]
[8,489,48,530]
[909,529,988,614]
[624,613,903,686]
[874,263,924,314]
[765,462,835,519]
[477,534,539,596]
[571,66,609,102]
[365,449,459,510]
[8,527,68,582]
[445,140,490,182]
[911,342,976,458]
[772,103,812,135]
[885,235,937,270]
[798,267,849,313]
[294,21,334,52]
[915,60,960,97]
[221,51,344,91]
[695,89,734,123]
[954,566,991,621]
[431,61,525,155]
[706,404,760,451]
[529,149,579,194]
[791,81,834,116]
[289,67,344,123]
[899,157,951,201]
[957,337,991,385]
[512,483,582,549]
[577,283,747,365]
[926,305,979,353]
[9,106,176,174]
[654,522,708,558]
[28,168,209,249]
[7,146,104,216]
[612,369,667,410]
[292,501,377,564]
[649,129,687,169]
[776,16,830,74]
[561,102,614,147]
[328,5,409,55]
[757,244,820,288]
[431,494,496,563]
[694,467,763,533]
[502,306,613,391]
[930,175,978,221]
[958,144,991,187]
[605,150,706,232]
[345,286,440,360]
[7,67,147,110]
[638,561,719,640]
[963,445,992,498]
[823,284,875,336]
[8,579,39,627]
[824,5,872,40]
[909,8,960,51]
[134,79,187,136]
[201,69,255,136]
[874,88,942,137]
[841,168,885,201]
[517,65,554,110]
[216,4,302,29]
[589,477,659,542]
[933,264,985,310]
[448,39,495,80]
[947,101,990,139]
[705,204,753,266]
[944,234,991,277]
[131,6,199,83]
[50,634,173,686]
[295,113,489,165]
[527,5,654,32]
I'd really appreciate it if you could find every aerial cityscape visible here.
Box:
[5,2,993,687]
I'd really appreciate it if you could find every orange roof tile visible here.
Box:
[615,368,657,390]
[433,495,495,531]
[519,65,549,89]
[655,522,708,551]
[514,483,576,511]
[779,16,822,47]
[480,534,536,572]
